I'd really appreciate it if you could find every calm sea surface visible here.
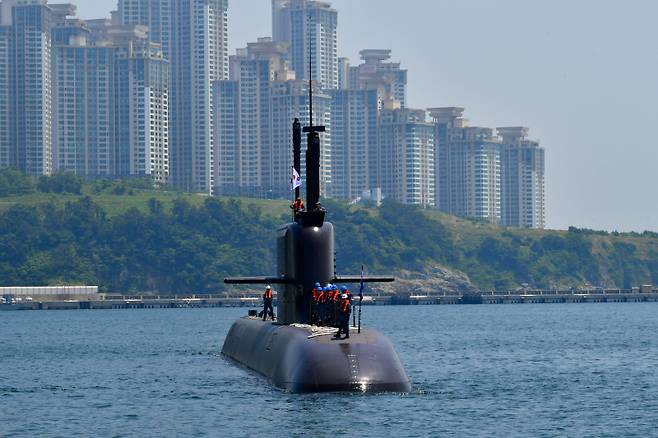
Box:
[2,304,658,437]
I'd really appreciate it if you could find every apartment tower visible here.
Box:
[54,20,169,183]
[430,107,501,223]
[118,0,228,193]
[498,127,545,229]
[214,38,291,197]
[378,105,435,206]
[0,0,76,175]
[273,0,338,90]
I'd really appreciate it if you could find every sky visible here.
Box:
[74,0,658,232]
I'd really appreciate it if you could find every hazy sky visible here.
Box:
[74,0,658,232]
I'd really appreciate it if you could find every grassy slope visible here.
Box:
[423,209,658,288]
[0,189,290,219]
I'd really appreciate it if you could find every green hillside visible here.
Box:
[0,170,656,293]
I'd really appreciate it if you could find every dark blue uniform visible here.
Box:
[262,287,274,321]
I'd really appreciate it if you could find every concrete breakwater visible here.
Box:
[1,287,657,311]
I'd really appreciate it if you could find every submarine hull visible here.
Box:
[222,317,411,393]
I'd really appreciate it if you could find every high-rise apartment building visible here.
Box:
[270,79,332,197]
[0,0,75,176]
[273,0,338,90]
[215,79,333,199]
[118,0,228,193]
[329,87,379,200]
[378,105,434,207]
[329,49,407,201]
[53,20,169,183]
[498,127,545,229]
[214,38,291,197]
[0,1,169,182]
[214,37,332,198]
[121,44,169,184]
[430,107,501,223]
[0,25,9,169]
[53,22,112,177]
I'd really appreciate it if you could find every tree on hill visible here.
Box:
[0,168,35,196]
[37,172,83,194]
[0,190,657,292]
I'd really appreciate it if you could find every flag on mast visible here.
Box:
[359,265,364,302]
[290,166,302,190]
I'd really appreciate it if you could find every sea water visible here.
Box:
[2,303,658,437]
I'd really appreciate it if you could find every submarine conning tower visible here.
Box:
[224,117,394,323]
[277,117,332,325]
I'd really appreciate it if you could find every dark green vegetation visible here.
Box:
[0,169,657,293]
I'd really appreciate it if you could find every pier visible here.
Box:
[0,293,263,311]
[403,286,658,305]
[478,287,658,305]
[1,286,657,311]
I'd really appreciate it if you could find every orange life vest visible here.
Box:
[263,289,273,300]
[339,297,351,313]
[332,289,340,302]
[312,288,319,302]
[318,290,326,303]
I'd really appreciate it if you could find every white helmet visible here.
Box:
[266,285,271,290]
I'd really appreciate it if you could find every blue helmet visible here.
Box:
[315,282,321,288]
[340,286,348,292]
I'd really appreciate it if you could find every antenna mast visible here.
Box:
[308,14,313,127]
[302,12,325,212]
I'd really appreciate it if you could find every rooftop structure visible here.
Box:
[348,49,408,108]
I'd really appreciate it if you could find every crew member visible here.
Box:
[262,285,275,321]
[316,285,326,326]
[325,283,336,327]
[340,285,353,327]
[290,198,305,214]
[311,282,321,325]
[335,288,352,339]
[331,284,341,327]
[340,285,353,302]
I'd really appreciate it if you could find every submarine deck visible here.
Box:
[272,319,376,342]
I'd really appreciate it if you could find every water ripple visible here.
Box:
[2,305,658,437]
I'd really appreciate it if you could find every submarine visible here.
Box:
[221,96,411,393]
